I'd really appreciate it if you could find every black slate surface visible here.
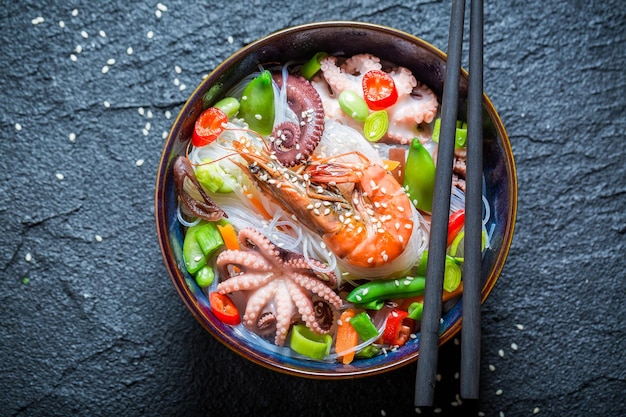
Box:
[1,1,625,416]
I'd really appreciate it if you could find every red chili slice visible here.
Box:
[362,70,398,110]
[192,107,228,147]
[447,209,466,247]
[209,292,241,326]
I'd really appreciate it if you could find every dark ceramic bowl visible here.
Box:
[155,21,517,378]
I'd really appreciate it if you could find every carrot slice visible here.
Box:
[217,223,240,251]
[335,309,359,365]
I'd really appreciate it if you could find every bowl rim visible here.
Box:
[155,20,517,379]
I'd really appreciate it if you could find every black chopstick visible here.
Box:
[460,0,484,400]
[414,0,466,407]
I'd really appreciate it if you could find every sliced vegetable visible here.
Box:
[349,312,380,341]
[195,265,215,288]
[195,159,234,193]
[403,138,436,212]
[192,107,228,148]
[431,117,468,148]
[338,90,369,122]
[209,292,241,325]
[381,309,414,346]
[217,222,240,250]
[363,110,389,142]
[238,70,275,135]
[362,70,398,110]
[301,52,328,80]
[447,209,466,247]
[346,276,426,304]
[213,97,240,118]
[335,309,359,364]
[355,344,381,359]
[290,324,332,360]
[194,221,224,256]
[407,302,423,320]
[416,250,463,279]
[443,256,462,292]
[182,222,208,275]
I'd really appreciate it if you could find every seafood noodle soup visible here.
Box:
[172,50,492,365]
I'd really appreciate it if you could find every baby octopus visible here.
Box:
[317,53,439,145]
[215,227,342,346]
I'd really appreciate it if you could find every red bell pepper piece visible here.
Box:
[381,309,414,346]
[209,292,241,325]
[447,209,465,247]
[192,107,228,147]
[362,70,398,110]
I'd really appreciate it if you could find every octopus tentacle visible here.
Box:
[285,279,324,335]
[270,73,325,167]
[274,281,296,346]
[291,272,342,309]
[243,281,278,329]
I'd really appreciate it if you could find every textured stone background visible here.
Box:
[1,1,625,416]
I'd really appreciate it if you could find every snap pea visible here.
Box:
[238,70,275,135]
[194,265,215,288]
[346,276,426,304]
[403,138,436,212]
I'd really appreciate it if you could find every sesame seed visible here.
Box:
[146,30,154,39]
[145,122,151,131]
[55,173,64,180]
[367,257,374,263]
[107,58,116,65]
[157,2,168,11]
[71,9,79,17]
[515,323,524,330]
[95,234,103,242]
[69,133,76,142]
[175,65,182,74]
[533,407,540,414]
[70,54,77,61]
[194,255,202,262]
[435,373,442,381]
[99,30,106,38]
[454,371,459,379]
[433,408,442,414]
[15,123,22,131]
[162,131,168,139]
[142,128,149,136]
[80,30,88,39]
[173,77,180,86]
[164,110,172,119]
[496,389,503,395]
[59,20,65,28]
[498,349,505,357]
[101,65,109,74]
[499,411,505,417]
[511,343,518,351]
[254,114,262,120]
[75,45,82,53]
[127,46,133,55]
[31,17,45,25]
[25,253,32,262]
[381,410,386,416]
[179,84,186,91]
[155,10,162,18]
[478,412,485,417]
[454,337,460,345]
[415,407,422,414]
[103,100,110,108]
[136,159,145,167]
[489,364,496,371]
[227,35,234,44]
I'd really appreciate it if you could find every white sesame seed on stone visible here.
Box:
[103,100,110,108]
[162,131,168,139]
[515,323,524,330]
[496,389,503,395]
[533,407,540,414]
[55,173,65,180]
[99,30,106,37]
[101,65,109,74]
[227,35,234,44]
[138,107,145,116]
[69,133,76,142]
[415,407,422,414]
[75,44,83,53]
[433,408,442,414]
[146,30,154,39]
[511,343,518,351]
[489,364,496,371]
[15,123,22,131]
[59,20,65,28]
[155,10,162,18]
[136,159,145,167]
[499,412,505,417]
[95,234,103,242]
[127,46,133,55]
[107,58,116,65]
[31,17,45,25]
[478,412,485,417]
[164,110,172,119]
[157,2,168,11]
[142,128,149,136]
[25,253,32,262]
[173,78,180,86]
[80,30,88,39]
[175,65,182,74]
[71,9,79,17]
[70,54,77,61]
[179,84,186,91]
[498,349,505,358]
[145,122,151,131]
